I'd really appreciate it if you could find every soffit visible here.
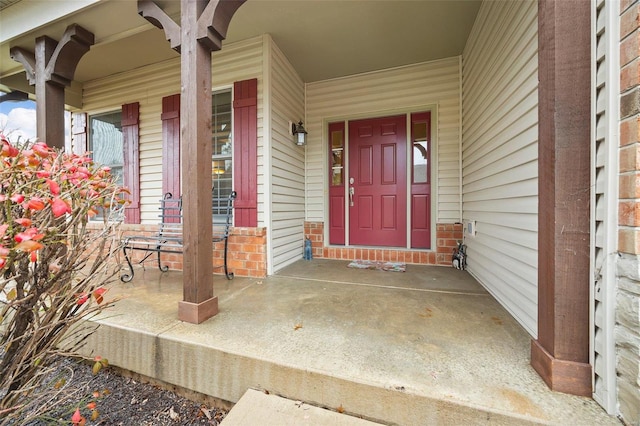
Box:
[0,0,481,85]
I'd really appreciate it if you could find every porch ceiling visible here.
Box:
[0,0,481,91]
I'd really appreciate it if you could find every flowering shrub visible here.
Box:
[0,135,126,419]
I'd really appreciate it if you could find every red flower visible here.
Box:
[71,407,86,426]
[36,170,51,178]
[51,197,71,217]
[0,224,9,237]
[93,287,107,304]
[10,193,24,204]
[14,218,32,227]
[32,142,50,157]
[26,197,46,211]
[14,240,44,253]
[23,152,40,166]
[14,227,44,242]
[1,141,19,157]
[46,179,60,195]
[77,293,89,305]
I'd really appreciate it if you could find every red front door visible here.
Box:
[348,115,407,247]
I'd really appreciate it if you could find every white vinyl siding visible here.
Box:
[81,36,264,224]
[305,57,462,225]
[591,0,618,414]
[265,36,305,273]
[461,0,538,336]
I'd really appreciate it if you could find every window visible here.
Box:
[90,111,123,184]
[412,120,429,184]
[212,89,232,215]
[89,111,123,220]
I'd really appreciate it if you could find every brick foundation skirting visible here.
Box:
[304,221,462,266]
[96,220,460,280]
[112,224,267,278]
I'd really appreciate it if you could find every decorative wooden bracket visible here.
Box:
[138,0,182,53]
[9,24,94,148]
[137,0,245,53]
[43,24,95,86]
[10,24,94,88]
[197,0,245,51]
[9,47,36,84]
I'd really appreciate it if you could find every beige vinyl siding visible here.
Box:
[461,0,538,336]
[591,0,618,413]
[81,36,264,224]
[266,36,305,273]
[305,57,462,225]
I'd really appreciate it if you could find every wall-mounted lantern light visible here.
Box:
[292,121,307,146]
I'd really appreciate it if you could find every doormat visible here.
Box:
[347,260,406,272]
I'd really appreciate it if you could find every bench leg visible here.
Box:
[156,245,169,273]
[121,245,135,283]
[223,237,234,280]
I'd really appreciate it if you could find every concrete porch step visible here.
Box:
[79,263,620,425]
[221,389,383,426]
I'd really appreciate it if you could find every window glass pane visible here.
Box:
[413,121,427,142]
[412,121,428,184]
[90,112,123,181]
[89,111,123,220]
[331,130,343,149]
[330,129,343,186]
[212,89,233,215]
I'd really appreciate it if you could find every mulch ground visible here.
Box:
[13,357,229,425]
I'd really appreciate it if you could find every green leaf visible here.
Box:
[6,288,16,301]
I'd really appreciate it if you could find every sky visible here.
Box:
[0,99,37,143]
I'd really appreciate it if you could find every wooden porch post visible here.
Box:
[139,0,245,323]
[531,0,592,396]
[177,0,218,323]
[10,25,94,149]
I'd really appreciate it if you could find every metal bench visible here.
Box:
[120,191,236,282]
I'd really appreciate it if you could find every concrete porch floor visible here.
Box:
[79,259,620,425]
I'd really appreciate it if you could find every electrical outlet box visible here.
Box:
[464,220,476,237]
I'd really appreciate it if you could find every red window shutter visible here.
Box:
[71,112,87,154]
[233,78,258,227]
[162,94,180,200]
[122,102,140,224]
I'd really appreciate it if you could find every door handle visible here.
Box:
[349,186,354,206]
